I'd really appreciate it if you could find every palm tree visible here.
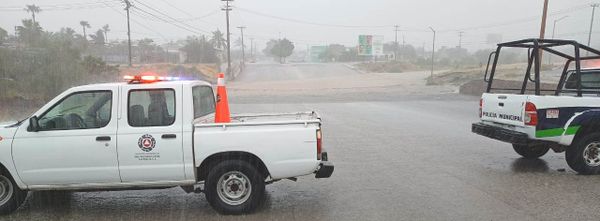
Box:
[210,30,226,50]
[24,5,42,24]
[16,19,43,45]
[102,24,110,44]
[79,21,90,40]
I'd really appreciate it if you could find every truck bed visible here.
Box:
[193,111,323,180]
[194,111,321,127]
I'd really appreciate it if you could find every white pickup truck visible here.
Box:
[0,75,333,214]
[472,39,600,174]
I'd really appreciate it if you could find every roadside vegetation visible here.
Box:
[0,4,243,120]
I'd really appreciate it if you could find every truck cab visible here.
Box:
[472,39,600,175]
[0,75,333,215]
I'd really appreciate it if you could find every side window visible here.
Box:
[192,86,216,118]
[38,91,112,131]
[128,89,176,127]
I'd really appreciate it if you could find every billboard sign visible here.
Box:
[358,35,384,56]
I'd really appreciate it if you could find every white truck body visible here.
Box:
[0,80,331,192]
[472,38,600,175]
[478,70,600,147]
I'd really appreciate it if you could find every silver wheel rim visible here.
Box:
[216,171,251,206]
[583,142,600,167]
[0,175,13,206]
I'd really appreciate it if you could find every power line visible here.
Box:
[177,10,220,22]
[132,1,211,34]
[153,0,219,27]
[439,3,591,32]
[0,1,121,11]
[101,1,169,41]
[236,7,421,30]
[132,6,207,35]
[0,1,120,10]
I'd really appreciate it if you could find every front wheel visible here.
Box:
[205,160,265,214]
[512,144,550,159]
[566,132,600,175]
[0,172,27,215]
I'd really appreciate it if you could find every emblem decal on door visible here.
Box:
[138,134,156,152]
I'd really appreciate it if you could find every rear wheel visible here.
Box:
[0,172,27,215]
[204,160,265,214]
[512,144,550,159]
[566,132,600,175]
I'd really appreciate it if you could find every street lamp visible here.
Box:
[549,16,568,65]
[428,27,436,82]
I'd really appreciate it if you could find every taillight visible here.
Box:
[316,129,322,160]
[479,98,483,118]
[524,102,538,126]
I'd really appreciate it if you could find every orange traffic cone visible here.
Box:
[215,73,231,123]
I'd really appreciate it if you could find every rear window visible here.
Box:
[192,86,216,118]
[565,70,600,89]
[128,89,176,127]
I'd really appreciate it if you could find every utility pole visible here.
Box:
[429,27,436,82]
[587,3,599,55]
[222,0,233,77]
[250,38,254,59]
[539,0,549,61]
[458,31,464,49]
[549,16,568,65]
[124,0,132,67]
[278,32,283,63]
[237,26,246,64]
[394,25,400,61]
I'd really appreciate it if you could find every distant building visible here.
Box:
[310,46,327,62]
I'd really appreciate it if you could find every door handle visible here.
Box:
[96,136,111,141]
[162,134,177,139]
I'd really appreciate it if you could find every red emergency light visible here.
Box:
[124,74,180,83]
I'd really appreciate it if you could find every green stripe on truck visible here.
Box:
[536,126,580,138]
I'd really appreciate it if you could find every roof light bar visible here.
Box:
[124,74,180,83]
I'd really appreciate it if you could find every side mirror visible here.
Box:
[28,116,40,132]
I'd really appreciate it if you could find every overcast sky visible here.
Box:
[1,0,598,51]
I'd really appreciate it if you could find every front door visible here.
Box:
[116,86,185,182]
[12,89,120,185]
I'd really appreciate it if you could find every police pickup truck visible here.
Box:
[0,75,333,214]
[472,39,600,174]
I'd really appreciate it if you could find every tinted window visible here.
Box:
[128,89,175,127]
[38,91,112,130]
[192,86,216,118]
[565,71,600,89]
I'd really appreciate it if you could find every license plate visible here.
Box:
[547,109,559,119]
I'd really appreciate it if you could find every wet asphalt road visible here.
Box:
[4,63,600,221]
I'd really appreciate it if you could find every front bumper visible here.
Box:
[472,122,530,145]
[315,152,334,178]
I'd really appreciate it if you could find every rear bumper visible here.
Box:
[472,122,530,145]
[315,152,334,178]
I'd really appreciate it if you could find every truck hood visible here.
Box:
[0,121,21,140]
[0,121,18,128]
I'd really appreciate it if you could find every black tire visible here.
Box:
[512,144,550,159]
[204,160,265,215]
[566,132,600,175]
[0,171,27,215]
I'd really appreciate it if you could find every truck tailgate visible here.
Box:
[481,93,527,126]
